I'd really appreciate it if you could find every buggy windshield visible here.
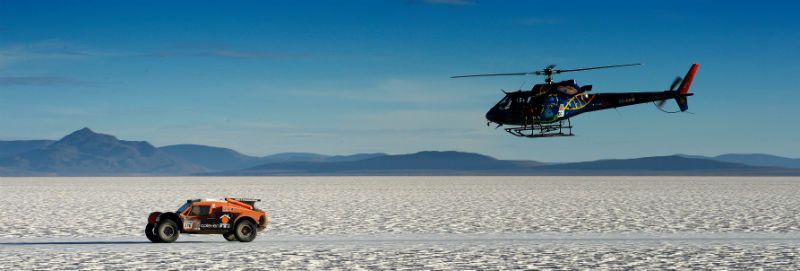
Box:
[177,202,191,213]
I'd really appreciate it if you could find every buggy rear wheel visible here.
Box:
[234,220,257,242]
[145,224,161,243]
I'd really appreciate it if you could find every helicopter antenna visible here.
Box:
[452,63,642,84]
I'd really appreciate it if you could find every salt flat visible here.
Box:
[1,176,799,269]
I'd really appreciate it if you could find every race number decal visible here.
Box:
[183,220,194,229]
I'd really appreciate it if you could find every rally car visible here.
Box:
[145,198,268,243]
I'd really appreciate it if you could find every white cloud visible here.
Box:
[0,76,91,87]
[0,40,118,68]
[144,43,303,60]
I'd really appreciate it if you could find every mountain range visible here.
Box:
[0,128,201,176]
[0,128,798,176]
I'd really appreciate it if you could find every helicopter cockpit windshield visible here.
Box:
[495,95,512,110]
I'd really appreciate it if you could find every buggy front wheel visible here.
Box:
[156,220,180,243]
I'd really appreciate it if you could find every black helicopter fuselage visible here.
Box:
[485,80,693,126]
[453,63,698,137]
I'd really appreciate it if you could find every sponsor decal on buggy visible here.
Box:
[199,223,220,229]
[199,223,231,229]
[198,214,233,229]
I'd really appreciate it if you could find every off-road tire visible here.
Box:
[234,220,257,242]
[223,233,237,241]
[156,220,180,243]
[145,223,161,243]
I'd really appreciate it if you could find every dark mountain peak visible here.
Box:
[76,127,93,133]
[58,127,117,145]
[54,128,162,156]
[56,128,158,152]
[0,128,202,175]
[68,127,99,138]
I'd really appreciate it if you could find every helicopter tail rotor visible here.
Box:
[657,64,699,112]
[657,76,683,109]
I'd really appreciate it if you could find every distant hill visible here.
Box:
[259,152,329,163]
[159,147,388,171]
[160,144,261,171]
[0,128,202,176]
[216,151,533,175]
[712,154,800,169]
[0,140,54,159]
[533,155,797,176]
[258,152,387,164]
[215,154,800,176]
[678,153,800,169]
[318,153,387,162]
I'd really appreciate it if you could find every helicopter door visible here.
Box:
[540,95,560,121]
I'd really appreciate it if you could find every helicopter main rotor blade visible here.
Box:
[451,63,641,79]
[555,63,641,74]
[450,72,537,78]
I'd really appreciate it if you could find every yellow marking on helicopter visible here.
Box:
[564,94,597,111]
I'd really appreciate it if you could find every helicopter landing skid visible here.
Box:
[504,119,574,138]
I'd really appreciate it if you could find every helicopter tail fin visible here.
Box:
[677,63,699,95]
[675,63,698,111]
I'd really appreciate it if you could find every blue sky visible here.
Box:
[1,0,798,161]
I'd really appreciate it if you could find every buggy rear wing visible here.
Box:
[226,198,261,209]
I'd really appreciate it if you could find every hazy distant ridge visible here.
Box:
[160,145,387,172]
[1,128,798,176]
[216,154,795,176]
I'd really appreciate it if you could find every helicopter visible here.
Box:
[451,63,699,137]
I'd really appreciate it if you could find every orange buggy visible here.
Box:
[146,198,268,243]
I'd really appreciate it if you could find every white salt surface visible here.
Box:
[1,176,799,269]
